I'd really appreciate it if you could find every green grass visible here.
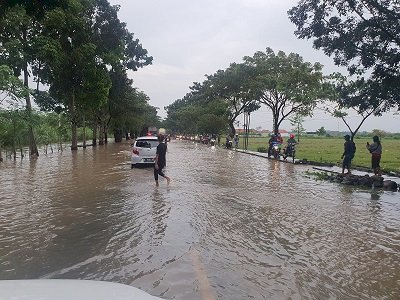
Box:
[239,136,400,173]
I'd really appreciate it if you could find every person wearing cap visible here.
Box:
[341,134,356,174]
[287,133,297,145]
[233,133,239,149]
[154,134,171,186]
[284,133,297,158]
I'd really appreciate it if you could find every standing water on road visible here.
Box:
[0,140,399,299]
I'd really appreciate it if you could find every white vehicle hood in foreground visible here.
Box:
[0,280,163,300]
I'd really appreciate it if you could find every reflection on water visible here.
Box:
[0,141,399,299]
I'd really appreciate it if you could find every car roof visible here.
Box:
[136,136,158,140]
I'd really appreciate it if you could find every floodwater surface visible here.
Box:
[0,140,399,299]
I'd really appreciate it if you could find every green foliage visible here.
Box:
[165,48,326,136]
[0,108,29,150]
[316,126,326,136]
[0,0,153,150]
[0,65,29,104]
[304,170,330,181]
[288,0,400,106]
[243,47,326,132]
[0,108,71,151]
[197,113,227,134]
[257,146,267,153]
[289,113,306,141]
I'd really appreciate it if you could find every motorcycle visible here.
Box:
[226,140,233,149]
[271,142,281,159]
[283,143,296,163]
[210,138,216,146]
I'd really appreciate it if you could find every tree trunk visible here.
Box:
[297,124,301,142]
[70,88,78,150]
[272,109,279,133]
[229,121,235,137]
[82,114,86,149]
[104,124,108,144]
[12,119,16,160]
[114,128,123,143]
[18,137,24,158]
[92,119,97,147]
[58,113,63,152]
[98,121,104,145]
[23,62,39,157]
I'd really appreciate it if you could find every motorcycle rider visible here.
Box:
[225,135,232,149]
[268,132,280,157]
[276,132,283,144]
[284,134,297,158]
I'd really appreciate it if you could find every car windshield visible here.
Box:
[135,140,158,148]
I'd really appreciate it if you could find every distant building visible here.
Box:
[235,128,291,137]
[305,131,318,136]
[278,129,289,137]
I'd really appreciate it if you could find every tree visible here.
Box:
[0,4,41,156]
[325,73,388,140]
[0,65,29,104]
[316,126,326,136]
[244,47,326,133]
[199,63,260,136]
[197,113,227,135]
[106,69,158,143]
[288,0,400,107]
[31,0,152,150]
[289,113,306,142]
[371,129,387,139]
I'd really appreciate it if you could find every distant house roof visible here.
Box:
[235,128,245,133]
[234,128,293,135]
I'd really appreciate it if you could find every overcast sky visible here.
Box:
[108,0,400,132]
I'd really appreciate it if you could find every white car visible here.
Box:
[131,136,159,168]
[0,279,163,300]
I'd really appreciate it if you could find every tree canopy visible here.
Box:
[288,0,400,106]
[244,48,326,133]
[0,0,154,153]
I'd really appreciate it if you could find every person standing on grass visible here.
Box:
[233,134,239,149]
[366,135,382,176]
[154,135,170,186]
[341,134,356,174]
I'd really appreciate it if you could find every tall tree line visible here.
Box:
[165,48,326,137]
[165,0,399,139]
[0,0,157,157]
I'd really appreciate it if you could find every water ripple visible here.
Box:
[0,141,399,299]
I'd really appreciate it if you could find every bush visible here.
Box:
[257,146,268,153]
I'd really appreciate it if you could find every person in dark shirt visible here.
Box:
[268,132,281,157]
[341,134,356,174]
[154,135,170,186]
[284,134,297,157]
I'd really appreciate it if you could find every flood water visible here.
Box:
[0,140,399,300]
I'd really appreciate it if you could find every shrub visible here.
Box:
[257,146,268,153]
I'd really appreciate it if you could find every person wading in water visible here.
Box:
[154,134,171,186]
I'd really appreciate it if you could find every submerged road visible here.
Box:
[0,139,399,299]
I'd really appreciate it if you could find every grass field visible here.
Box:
[239,136,400,173]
